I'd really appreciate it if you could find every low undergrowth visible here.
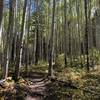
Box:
[0,54,100,100]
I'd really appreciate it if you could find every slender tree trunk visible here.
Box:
[48,0,55,77]
[14,0,27,81]
[84,0,89,72]
[64,0,67,67]
[25,0,31,75]
[0,0,4,78]
[3,0,15,79]
[35,0,40,65]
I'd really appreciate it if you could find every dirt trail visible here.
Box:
[17,73,49,100]
[25,78,48,100]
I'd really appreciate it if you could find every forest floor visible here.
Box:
[0,65,100,100]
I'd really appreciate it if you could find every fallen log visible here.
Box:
[48,77,78,89]
[15,83,45,97]
[28,75,48,83]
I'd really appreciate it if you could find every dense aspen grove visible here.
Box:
[0,0,100,100]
